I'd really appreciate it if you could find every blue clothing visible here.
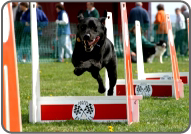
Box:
[21,8,48,36]
[57,10,71,36]
[128,6,150,30]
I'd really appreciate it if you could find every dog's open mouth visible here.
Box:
[84,36,100,51]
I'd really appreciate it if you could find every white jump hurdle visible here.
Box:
[144,72,189,85]
[29,2,142,125]
[107,14,184,99]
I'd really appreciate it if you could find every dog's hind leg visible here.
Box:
[105,59,117,96]
[148,54,155,63]
[91,71,106,94]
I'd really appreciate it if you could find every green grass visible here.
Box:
[18,58,189,132]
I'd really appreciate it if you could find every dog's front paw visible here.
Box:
[107,89,114,96]
[98,85,106,94]
[74,68,85,76]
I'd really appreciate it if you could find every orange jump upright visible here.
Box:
[120,2,143,125]
[166,14,184,100]
[3,3,22,132]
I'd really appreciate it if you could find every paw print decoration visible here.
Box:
[72,101,95,120]
[135,83,153,97]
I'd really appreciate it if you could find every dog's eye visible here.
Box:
[81,27,85,30]
[91,26,97,32]
[81,25,86,31]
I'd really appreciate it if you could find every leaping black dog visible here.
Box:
[72,11,117,96]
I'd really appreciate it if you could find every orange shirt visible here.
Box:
[154,10,168,34]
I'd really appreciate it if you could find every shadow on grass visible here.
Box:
[21,113,128,126]
[22,113,30,124]
[142,97,173,101]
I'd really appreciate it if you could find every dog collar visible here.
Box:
[77,37,81,42]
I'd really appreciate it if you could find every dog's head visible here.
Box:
[156,40,167,50]
[76,10,107,52]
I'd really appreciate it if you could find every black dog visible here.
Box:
[72,11,117,96]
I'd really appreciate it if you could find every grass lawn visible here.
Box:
[18,58,189,132]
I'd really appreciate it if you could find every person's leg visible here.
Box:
[20,33,28,62]
[174,31,179,55]
[38,35,42,60]
[131,55,137,63]
[17,46,23,62]
[185,29,188,56]
[63,35,73,59]
[58,35,65,62]
[183,29,188,56]
[53,39,58,59]
[180,30,186,56]
[16,29,23,62]
[26,34,31,62]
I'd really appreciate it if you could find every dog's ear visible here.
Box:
[99,10,107,25]
[160,40,165,44]
[77,10,84,23]
[104,27,107,35]
[103,10,107,18]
